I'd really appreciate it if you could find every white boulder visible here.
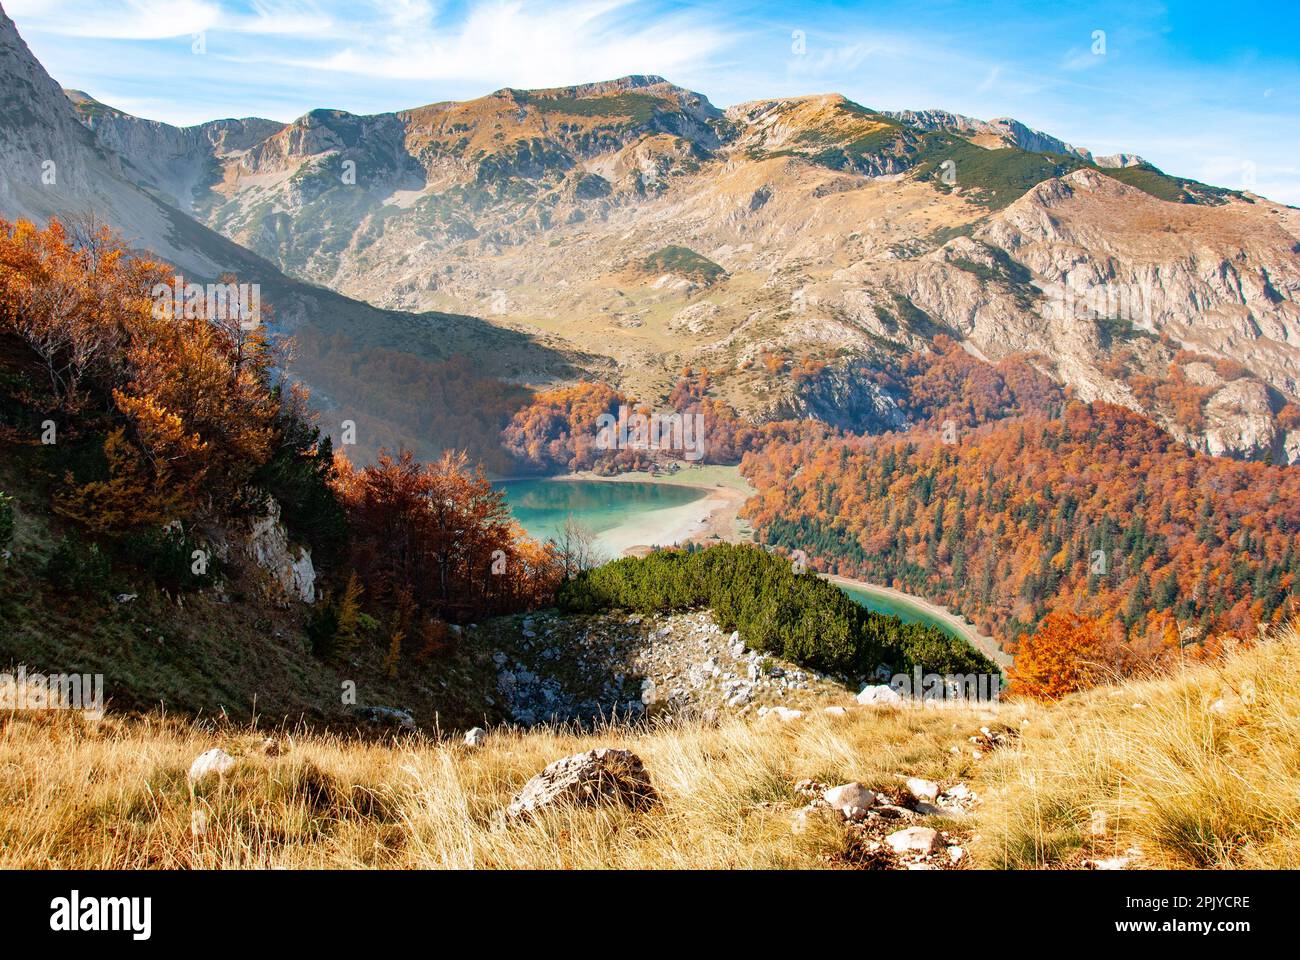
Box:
[823,782,879,821]
[886,826,941,855]
[857,684,904,706]
[187,748,236,785]
[905,777,940,803]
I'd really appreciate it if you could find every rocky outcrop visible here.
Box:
[244,497,315,604]
[1203,379,1279,459]
[505,748,658,820]
[885,109,1093,160]
[780,359,909,433]
[484,609,847,727]
[65,90,284,213]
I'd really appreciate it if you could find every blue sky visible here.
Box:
[8,0,1299,203]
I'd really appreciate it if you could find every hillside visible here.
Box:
[1,630,1293,869]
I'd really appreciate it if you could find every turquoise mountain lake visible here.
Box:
[837,583,961,639]
[497,478,964,643]
[496,478,708,545]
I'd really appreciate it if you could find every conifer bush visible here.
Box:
[557,543,994,677]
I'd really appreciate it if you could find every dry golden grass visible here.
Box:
[979,627,1300,869]
[1,632,1296,869]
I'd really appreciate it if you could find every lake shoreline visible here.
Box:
[553,467,753,552]
[825,575,1010,669]
[503,468,1008,667]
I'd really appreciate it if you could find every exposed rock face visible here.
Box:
[781,359,908,433]
[1094,153,1145,169]
[505,748,658,820]
[64,90,285,213]
[884,109,1092,160]
[244,497,315,604]
[1202,380,1278,459]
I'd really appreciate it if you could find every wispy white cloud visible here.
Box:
[6,0,335,39]
[975,64,1002,93]
[272,0,732,89]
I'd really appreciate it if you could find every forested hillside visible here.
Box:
[742,401,1300,673]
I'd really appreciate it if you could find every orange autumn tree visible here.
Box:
[501,381,654,473]
[1008,611,1117,700]
[0,216,160,412]
[0,217,297,533]
[332,448,562,623]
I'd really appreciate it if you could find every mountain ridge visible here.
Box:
[4,4,1299,467]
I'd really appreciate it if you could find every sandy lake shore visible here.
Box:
[554,467,752,555]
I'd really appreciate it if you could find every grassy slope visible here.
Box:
[2,631,1293,868]
[0,444,501,731]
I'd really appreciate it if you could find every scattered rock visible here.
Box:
[969,725,1017,752]
[886,826,941,855]
[114,593,137,604]
[793,779,826,799]
[947,845,965,864]
[260,737,285,756]
[464,727,487,747]
[758,705,804,721]
[187,748,236,785]
[905,777,940,803]
[823,782,879,821]
[506,748,658,820]
[823,705,847,716]
[874,804,915,820]
[355,705,417,732]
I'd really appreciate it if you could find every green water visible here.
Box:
[497,478,962,642]
[838,582,960,639]
[497,478,707,544]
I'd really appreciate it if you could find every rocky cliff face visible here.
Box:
[885,109,1092,160]
[64,90,285,213]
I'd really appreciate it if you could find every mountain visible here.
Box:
[6,3,1300,463]
[0,6,588,466]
